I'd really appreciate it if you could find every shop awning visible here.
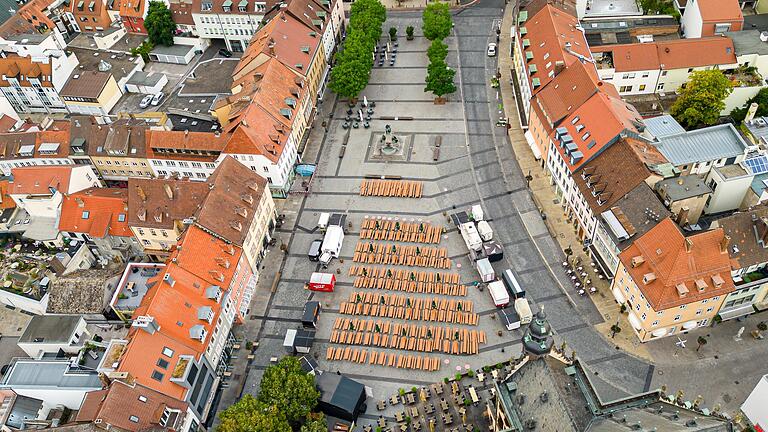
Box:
[524,130,541,160]
[682,320,698,330]
[651,328,668,338]
[719,303,755,321]
[628,313,642,331]
[612,287,626,304]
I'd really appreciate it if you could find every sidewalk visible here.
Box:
[496,4,651,360]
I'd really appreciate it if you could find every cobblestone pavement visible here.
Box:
[211,0,768,426]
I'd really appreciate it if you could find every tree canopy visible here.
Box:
[422,2,452,41]
[670,70,732,128]
[731,87,768,123]
[257,356,320,424]
[217,395,291,432]
[300,413,328,432]
[425,59,456,98]
[427,40,448,63]
[144,1,175,46]
[329,0,386,99]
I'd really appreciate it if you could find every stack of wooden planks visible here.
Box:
[360,179,423,198]
[359,218,443,243]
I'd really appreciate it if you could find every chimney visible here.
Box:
[684,238,693,253]
[719,235,730,254]
[209,270,225,282]
[164,184,174,200]
[75,197,85,208]
[215,257,231,269]
[554,61,565,76]
[631,255,645,267]
[676,207,690,226]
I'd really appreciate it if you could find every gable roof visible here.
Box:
[710,206,768,270]
[532,60,600,126]
[552,88,644,172]
[59,188,131,238]
[10,166,74,195]
[573,137,667,215]
[519,4,593,94]
[619,218,734,310]
[195,156,268,245]
[127,177,210,229]
[696,0,743,23]
[77,380,188,431]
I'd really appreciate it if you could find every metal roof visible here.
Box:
[18,315,82,344]
[2,360,102,389]
[652,123,748,165]
[643,115,686,138]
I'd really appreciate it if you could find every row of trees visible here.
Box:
[329,0,387,101]
[217,357,325,432]
[422,2,456,102]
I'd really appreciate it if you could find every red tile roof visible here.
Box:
[0,180,15,209]
[234,11,321,78]
[519,4,593,94]
[77,380,188,431]
[127,177,210,229]
[591,38,737,72]
[619,218,735,310]
[119,0,145,18]
[532,60,600,126]
[552,86,644,171]
[697,0,743,23]
[70,0,115,30]
[145,130,228,160]
[10,166,75,195]
[195,156,268,246]
[0,55,54,88]
[59,188,131,238]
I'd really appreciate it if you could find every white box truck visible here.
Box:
[488,280,510,307]
[471,205,484,221]
[477,220,493,241]
[459,222,483,252]
[475,258,495,282]
[515,298,532,324]
[320,225,344,265]
[317,213,330,230]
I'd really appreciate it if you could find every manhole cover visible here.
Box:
[723,394,732,403]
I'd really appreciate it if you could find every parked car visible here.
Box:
[150,92,164,106]
[218,48,233,58]
[139,94,153,108]
[487,43,497,57]
[308,239,322,261]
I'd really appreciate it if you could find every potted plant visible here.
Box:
[389,27,397,41]
[406,26,414,40]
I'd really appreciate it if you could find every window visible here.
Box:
[680,304,687,309]
[619,85,632,93]
[688,68,694,73]
[696,309,702,315]
[129,416,139,423]
[674,315,681,321]
[706,307,714,313]
[661,71,668,77]
[651,320,659,327]
[641,72,649,78]
[162,347,174,357]
[714,23,731,34]
[641,313,647,320]
[639,84,646,91]
[621,73,635,79]
[82,211,90,219]
[151,370,164,381]
[157,358,169,369]
[138,395,147,403]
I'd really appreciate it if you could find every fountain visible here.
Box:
[379,124,401,155]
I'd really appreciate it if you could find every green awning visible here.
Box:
[528,64,537,74]
[522,39,530,47]
[519,26,527,35]
[77,0,83,9]
[238,0,247,6]
[518,10,528,23]
[532,78,541,87]
[525,51,533,60]
[222,0,232,7]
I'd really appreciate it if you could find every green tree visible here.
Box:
[301,413,328,432]
[730,87,768,123]
[406,25,414,40]
[427,40,448,63]
[257,357,319,424]
[130,41,154,62]
[638,0,679,18]
[144,1,175,46]
[217,395,291,432]
[670,70,732,128]
[422,2,451,41]
[696,336,708,352]
[425,59,456,100]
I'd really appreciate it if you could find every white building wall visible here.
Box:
[17,318,88,358]
[680,0,704,38]
[149,158,216,180]
[68,165,102,193]
[0,158,73,177]
[222,133,298,194]
[192,10,264,51]
[599,68,660,95]
[512,36,532,121]
[742,374,768,430]
[0,291,48,315]
[703,168,753,214]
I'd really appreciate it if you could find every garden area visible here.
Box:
[0,239,54,300]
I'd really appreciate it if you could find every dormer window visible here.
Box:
[643,273,656,285]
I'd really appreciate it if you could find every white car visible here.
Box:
[487,43,497,57]
[139,94,153,109]
[151,92,165,106]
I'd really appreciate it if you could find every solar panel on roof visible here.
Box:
[745,155,768,175]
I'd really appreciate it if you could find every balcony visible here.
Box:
[734,267,768,286]
[725,65,763,88]
[97,339,128,373]
[593,52,614,70]
[170,355,196,387]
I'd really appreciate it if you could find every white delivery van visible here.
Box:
[515,298,532,324]
[477,220,493,241]
[475,258,495,282]
[488,280,510,307]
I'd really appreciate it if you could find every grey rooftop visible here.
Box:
[652,124,748,165]
[18,315,82,344]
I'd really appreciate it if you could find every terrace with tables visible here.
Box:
[109,262,165,320]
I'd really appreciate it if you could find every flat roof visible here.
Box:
[68,47,142,83]
[60,70,111,99]
[653,124,748,165]
[726,30,768,56]
[2,360,102,389]
[716,164,751,180]
[150,43,196,56]
[126,71,166,86]
[643,115,686,138]
[18,315,82,344]
[656,175,712,201]
[583,0,640,16]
